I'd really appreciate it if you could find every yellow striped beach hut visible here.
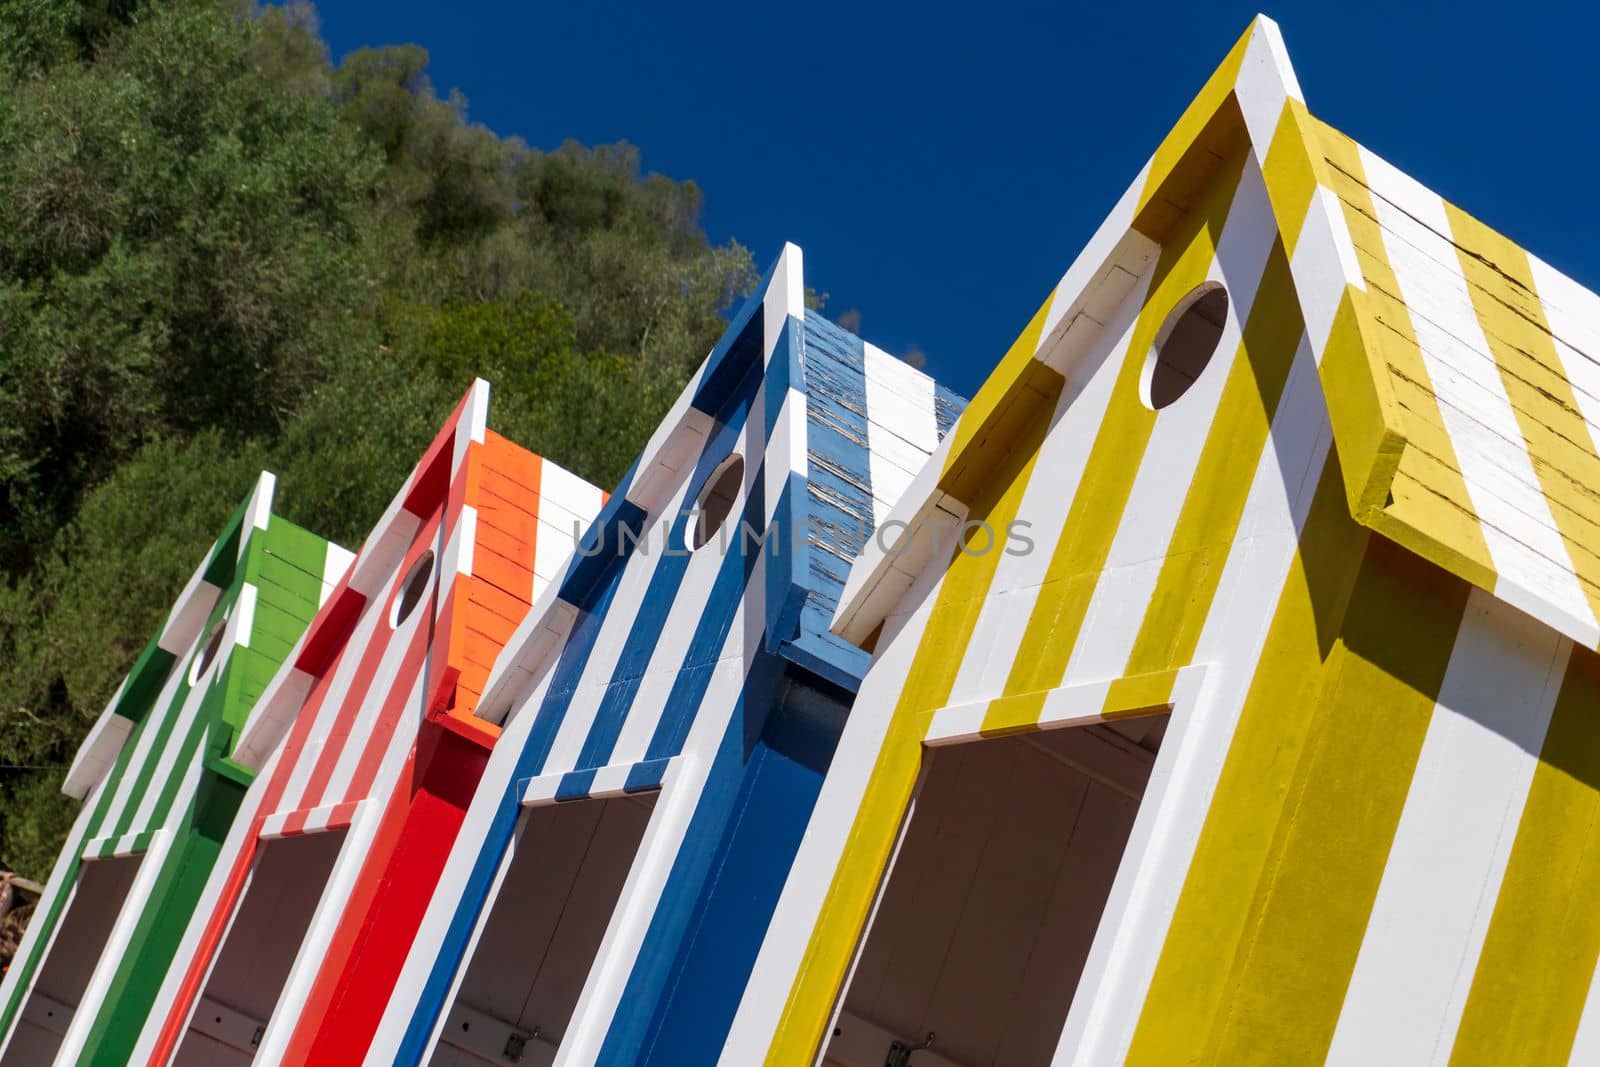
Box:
[714,15,1600,1066]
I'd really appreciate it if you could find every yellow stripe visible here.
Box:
[1133,20,1254,229]
[992,145,1249,729]
[763,376,1062,1065]
[1259,99,1321,256]
[1314,122,1498,589]
[1105,240,1301,711]
[1446,205,1600,628]
[1127,462,1472,1064]
[1450,645,1600,1066]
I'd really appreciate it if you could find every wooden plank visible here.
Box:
[918,741,1088,1065]
[517,796,653,1039]
[435,1001,556,1066]
[824,1008,966,1067]
[1023,724,1156,800]
[851,743,1007,1043]
[18,991,72,1037]
[826,724,1164,1067]
[996,783,1140,1064]
[186,994,264,1054]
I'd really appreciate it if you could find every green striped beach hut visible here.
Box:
[0,472,351,1066]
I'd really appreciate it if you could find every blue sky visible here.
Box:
[318,1,1599,399]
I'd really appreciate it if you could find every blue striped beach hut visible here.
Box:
[356,243,963,1066]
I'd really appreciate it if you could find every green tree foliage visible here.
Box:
[0,0,755,874]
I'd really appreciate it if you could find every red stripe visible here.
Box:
[287,729,489,1064]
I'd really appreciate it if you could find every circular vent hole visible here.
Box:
[189,616,228,686]
[391,549,435,628]
[692,454,744,549]
[1143,283,1229,410]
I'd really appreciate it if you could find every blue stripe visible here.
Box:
[760,318,809,655]
[555,769,596,801]
[689,244,790,418]
[570,372,761,772]
[623,757,672,794]
[556,497,650,612]
[640,457,768,764]
[601,663,849,1066]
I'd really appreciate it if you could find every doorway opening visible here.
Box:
[2,855,141,1065]
[432,791,656,1066]
[822,714,1168,1067]
[174,828,347,1065]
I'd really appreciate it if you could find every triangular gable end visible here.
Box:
[834,13,1600,654]
[229,380,602,769]
[476,244,964,719]
[61,472,349,800]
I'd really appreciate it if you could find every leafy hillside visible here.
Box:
[0,0,758,875]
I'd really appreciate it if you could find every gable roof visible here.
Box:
[61,472,349,804]
[229,381,602,771]
[833,14,1600,652]
[476,243,962,720]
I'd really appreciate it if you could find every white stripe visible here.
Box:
[608,393,776,767]
[537,502,695,775]
[863,342,939,527]
[232,583,258,650]
[536,374,771,776]
[322,542,356,600]
[1289,184,1366,355]
[1057,333,1334,1066]
[1326,590,1568,1066]
[1234,20,1296,150]
[764,244,804,370]
[1066,163,1278,685]
[1566,948,1600,1064]
[245,471,276,536]
[95,662,188,837]
[124,673,216,839]
[293,543,428,812]
[1528,256,1600,507]
[445,504,477,578]
[269,579,390,814]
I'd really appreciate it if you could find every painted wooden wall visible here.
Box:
[431,794,655,1066]
[172,830,347,1065]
